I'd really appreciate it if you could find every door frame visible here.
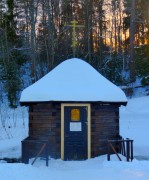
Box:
[61,103,91,160]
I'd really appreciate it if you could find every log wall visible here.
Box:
[22,102,120,161]
[91,103,120,157]
[28,103,61,158]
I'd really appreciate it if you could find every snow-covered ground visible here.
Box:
[120,96,149,158]
[0,96,149,180]
[0,105,28,158]
[1,156,149,180]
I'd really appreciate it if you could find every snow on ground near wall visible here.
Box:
[120,96,149,157]
[0,105,28,158]
[0,155,149,180]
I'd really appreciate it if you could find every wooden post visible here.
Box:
[130,140,134,161]
[107,141,110,161]
[126,139,130,162]
[109,143,122,161]
[22,141,29,164]
[32,143,46,165]
[121,141,123,155]
[121,139,126,156]
[46,143,49,166]
[107,139,133,162]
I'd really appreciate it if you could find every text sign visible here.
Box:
[70,122,82,131]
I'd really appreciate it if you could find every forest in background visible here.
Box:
[0,0,149,107]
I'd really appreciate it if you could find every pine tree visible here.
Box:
[135,45,149,86]
[0,0,25,108]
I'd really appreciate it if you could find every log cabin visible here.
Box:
[20,58,127,162]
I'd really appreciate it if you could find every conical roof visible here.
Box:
[20,58,127,104]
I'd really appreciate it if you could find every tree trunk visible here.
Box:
[129,0,136,82]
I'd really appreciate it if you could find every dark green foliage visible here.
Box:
[0,0,25,108]
[4,63,21,108]
[2,0,18,44]
[123,16,130,32]
[141,77,149,86]
[135,45,149,86]
[11,50,27,66]
[103,53,124,86]
[7,0,14,9]
[0,48,26,107]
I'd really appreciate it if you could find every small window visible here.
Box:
[71,109,80,121]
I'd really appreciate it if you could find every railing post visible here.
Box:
[32,143,46,165]
[126,138,130,162]
[121,140,123,155]
[22,141,29,164]
[107,141,110,161]
[123,140,126,156]
[107,138,133,162]
[130,140,134,161]
[46,142,49,166]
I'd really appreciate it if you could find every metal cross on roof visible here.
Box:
[65,20,84,57]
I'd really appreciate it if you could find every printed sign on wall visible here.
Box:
[70,122,82,131]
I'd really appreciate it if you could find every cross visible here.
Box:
[65,20,84,57]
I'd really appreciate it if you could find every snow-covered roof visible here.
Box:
[20,58,127,104]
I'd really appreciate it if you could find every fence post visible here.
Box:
[107,138,133,162]
[121,140,123,155]
[46,142,49,166]
[130,140,134,161]
[126,139,130,162]
[22,141,29,164]
[121,139,126,156]
[107,141,110,161]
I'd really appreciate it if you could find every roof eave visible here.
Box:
[20,100,127,106]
